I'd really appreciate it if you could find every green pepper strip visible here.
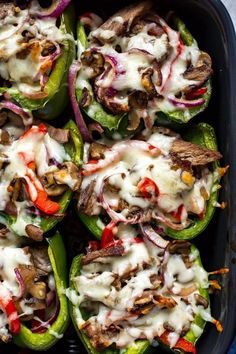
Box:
[1,119,83,236]
[78,123,220,241]
[14,231,69,350]
[69,245,208,354]
[75,16,211,131]
[0,4,76,120]
[76,22,124,131]
[156,16,212,125]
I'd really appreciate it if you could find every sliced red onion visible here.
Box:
[31,294,59,333]
[168,96,205,109]
[153,213,190,231]
[140,224,169,249]
[68,60,92,142]
[30,0,71,18]
[99,176,141,224]
[14,268,25,299]
[0,101,33,126]
[46,290,56,307]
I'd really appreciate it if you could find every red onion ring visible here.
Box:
[0,101,33,126]
[31,294,59,333]
[30,0,71,18]
[68,60,92,142]
[168,96,205,109]
[153,213,191,231]
[14,268,25,299]
[140,224,169,249]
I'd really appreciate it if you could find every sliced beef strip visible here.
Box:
[89,142,108,160]
[4,201,17,216]
[30,246,52,275]
[25,224,44,242]
[78,180,98,215]
[183,51,213,90]
[82,244,125,265]
[47,126,70,144]
[0,130,11,145]
[82,319,118,350]
[93,0,153,42]
[170,139,222,166]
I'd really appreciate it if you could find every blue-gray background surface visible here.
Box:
[223,0,236,28]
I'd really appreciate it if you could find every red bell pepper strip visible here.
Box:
[101,221,117,248]
[87,241,101,252]
[137,177,159,199]
[18,153,60,215]
[34,189,60,215]
[185,87,208,100]
[171,204,184,222]
[20,123,47,140]
[0,284,20,334]
[160,331,196,354]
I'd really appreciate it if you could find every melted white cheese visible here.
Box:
[80,132,213,221]
[73,225,211,349]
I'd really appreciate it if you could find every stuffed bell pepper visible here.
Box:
[0,108,82,239]
[0,229,69,350]
[77,123,227,240]
[69,224,227,354]
[70,1,212,140]
[0,0,75,119]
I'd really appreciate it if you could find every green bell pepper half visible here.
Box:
[1,119,83,236]
[14,231,69,350]
[0,4,76,120]
[69,244,209,354]
[75,16,211,132]
[76,22,124,131]
[78,123,220,241]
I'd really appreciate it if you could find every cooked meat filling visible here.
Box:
[76,1,213,129]
[72,225,213,350]
[78,128,221,231]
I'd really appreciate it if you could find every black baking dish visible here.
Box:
[5,0,236,353]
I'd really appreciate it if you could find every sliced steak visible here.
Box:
[78,180,97,215]
[47,126,70,144]
[170,139,222,165]
[25,224,43,241]
[89,142,108,160]
[183,52,212,86]
[94,0,153,42]
[30,246,52,275]
[82,244,125,265]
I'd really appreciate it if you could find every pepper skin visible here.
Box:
[69,244,209,354]
[14,231,69,350]
[78,123,222,241]
[0,4,76,121]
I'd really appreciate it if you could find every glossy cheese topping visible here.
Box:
[0,2,66,95]
[76,10,211,128]
[73,225,211,349]
[0,125,72,235]
[80,131,213,228]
